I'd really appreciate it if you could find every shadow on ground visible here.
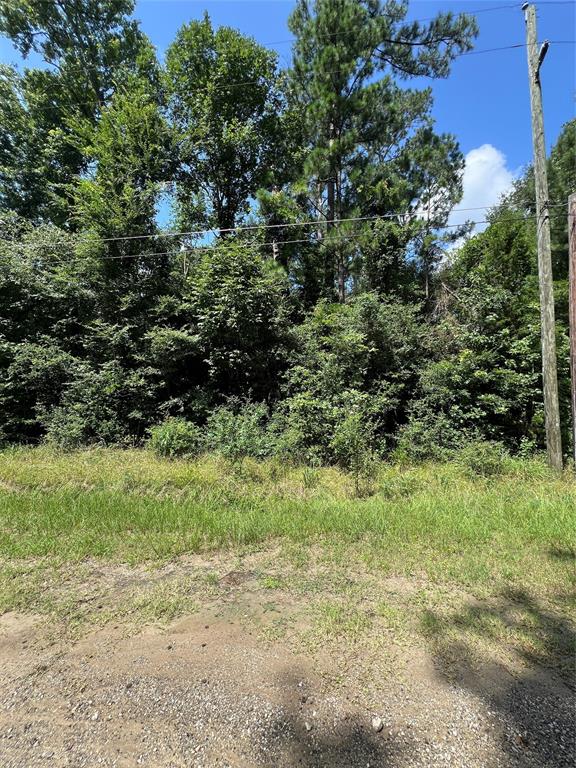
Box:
[259,667,409,768]
[423,577,575,768]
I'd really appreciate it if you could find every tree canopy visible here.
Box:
[0,0,572,463]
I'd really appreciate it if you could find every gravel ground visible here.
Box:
[0,605,574,768]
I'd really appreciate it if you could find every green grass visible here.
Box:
[0,447,574,596]
[128,578,199,624]
[0,446,573,674]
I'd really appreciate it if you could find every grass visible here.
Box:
[312,601,372,639]
[129,578,199,624]
[0,447,573,676]
[0,446,573,592]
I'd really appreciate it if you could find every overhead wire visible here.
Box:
[2,37,573,118]
[5,40,576,117]
[0,202,568,250]
[5,211,568,262]
[0,0,573,113]
[0,0,521,17]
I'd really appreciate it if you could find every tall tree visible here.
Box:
[0,0,145,224]
[70,42,173,315]
[287,0,477,301]
[165,14,283,233]
[0,0,143,108]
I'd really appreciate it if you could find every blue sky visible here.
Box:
[1,1,574,227]
[129,1,574,165]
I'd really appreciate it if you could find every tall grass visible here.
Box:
[0,447,573,591]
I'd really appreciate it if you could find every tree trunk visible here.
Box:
[326,135,336,298]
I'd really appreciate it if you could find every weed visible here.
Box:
[313,601,371,638]
[129,578,198,623]
[375,601,405,629]
[260,574,286,590]
[302,466,320,489]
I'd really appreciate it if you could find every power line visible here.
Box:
[3,38,573,117]
[0,0,520,61]
[6,212,568,261]
[1,0,569,25]
[2,203,567,250]
[0,0,521,18]
[265,4,522,46]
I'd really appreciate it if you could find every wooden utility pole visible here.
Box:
[569,194,576,468]
[523,3,563,469]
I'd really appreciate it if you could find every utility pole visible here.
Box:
[569,193,576,468]
[522,3,563,469]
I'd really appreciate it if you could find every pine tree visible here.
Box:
[287,0,477,301]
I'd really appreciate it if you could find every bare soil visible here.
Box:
[0,556,573,768]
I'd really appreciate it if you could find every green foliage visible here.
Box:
[186,242,290,401]
[0,0,143,102]
[278,293,427,461]
[0,0,147,224]
[402,282,548,453]
[456,441,509,478]
[0,341,81,444]
[72,42,172,242]
[395,412,469,463]
[0,1,572,467]
[422,119,575,458]
[205,401,275,462]
[42,362,155,449]
[147,418,204,459]
[166,14,283,230]
[548,121,575,276]
[330,409,377,496]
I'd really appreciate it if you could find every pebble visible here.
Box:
[371,716,383,733]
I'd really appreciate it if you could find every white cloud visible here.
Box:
[449,144,516,236]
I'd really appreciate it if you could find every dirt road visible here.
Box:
[0,559,573,767]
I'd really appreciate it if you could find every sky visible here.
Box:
[1,1,574,231]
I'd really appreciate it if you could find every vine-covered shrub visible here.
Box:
[148,418,204,459]
[204,401,276,462]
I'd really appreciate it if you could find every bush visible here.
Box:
[270,393,336,464]
[279,295,427,460]
[148,418,204,459]
[395,412,469,462]
[204,401,275,462]
[457,440,509,477]
[43,407,90,451]
[0,341,82,444]
[330,409,377,496]
[41,362,153,449]
[189,244,290,402]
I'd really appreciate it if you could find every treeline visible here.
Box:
[0,0,574,463]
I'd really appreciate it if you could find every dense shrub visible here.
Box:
[457,440,509,478]
[188,245,291,402]
[278,294,427,462]
[43,408,91,450]
[42,362,156,449]
[0,341,81,444]
[147,417,204,459]
[205,401,276,462]
[394,412,470,462]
